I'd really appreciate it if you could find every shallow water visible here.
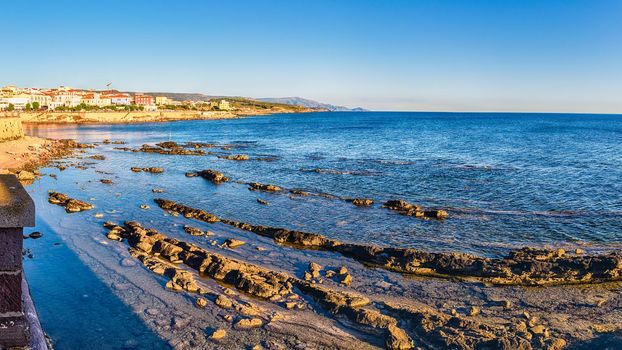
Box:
[20,111,622,349]
[26,112,622,256]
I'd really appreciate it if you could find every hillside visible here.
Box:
[257,97,367,111]
[138,92,366,111]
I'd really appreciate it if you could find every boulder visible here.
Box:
[309,262,322,278]
[215,295,234,309]
[224,239,246,249]
[196,297,208,308]
[209,329,227,340]
[28,231,43,239]
[48,192,94,213]
[235,318,263,329]
[248,183,283,192]
[220,154,250,161]
[349,198,374,207]
[197,169,230,184]
[143,167,164,173]
[183,225,205,236]
[16,170,35,181]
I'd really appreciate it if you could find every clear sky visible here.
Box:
[2,0,621,113]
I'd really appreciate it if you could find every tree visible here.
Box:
[25,103,32,111]
[7,103,14,111]
[32,102,40,110]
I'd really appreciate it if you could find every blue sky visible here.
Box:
[2,0,621,112]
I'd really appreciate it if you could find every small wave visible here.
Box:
[450,207,622,218]
[375,159,416,165]
[299,167,379,176]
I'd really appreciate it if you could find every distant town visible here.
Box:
[0,85,232,112]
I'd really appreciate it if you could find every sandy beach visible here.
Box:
[0,136,68,172]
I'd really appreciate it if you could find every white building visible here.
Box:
[25,92,51,107]
[102,93,132,105]
[0,97,30,110]
[81,93,111,107]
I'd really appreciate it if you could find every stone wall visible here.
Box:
[0,175,36,347]
[0,118,24,141]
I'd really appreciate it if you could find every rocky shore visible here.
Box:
[154,198,622,286]
[0,137,88,176]
[102,220,572,350]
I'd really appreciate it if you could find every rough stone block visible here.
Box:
[0,228,22,271]
[0,272,22,314]
[0,315,28,347]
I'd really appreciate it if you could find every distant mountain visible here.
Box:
[257,97,367,112]
[133,92,367,112]
[142,92,216,101]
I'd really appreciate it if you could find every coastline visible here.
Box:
[0,136,73,173]
[8,112,622,349]
[1,108,318,171]
[18,108,319,125]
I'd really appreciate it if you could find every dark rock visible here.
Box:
[348,198,374,207]
[143,167,164,173]
[382,199,420,213]
[48,192,94,213]
[224,239,245,249]
[183,225,205,236]
[383,199,448,219]
[28,231,43,239]
[219,154,250,161]
[155,141,179,149]
[248,183,283,192]
[197,169,229,184]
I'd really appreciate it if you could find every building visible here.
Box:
[102,93,132,105]
[218,99,231,110]
[1,86,18,95]
[155,96,170,105]
[81,93,111,107]
[52,91,82,108]
[134,94,154,106]
[0,97,29,110]
[24,91,51,108]
[48,101,66,110]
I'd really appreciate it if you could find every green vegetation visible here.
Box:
[39,96,309,114]
[52,103,145,112]
[32,102,40,110]
[220,97,308,111]
[25,103,31,111]
[7,103,14,111]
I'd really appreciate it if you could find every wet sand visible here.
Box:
[0,136,72,172]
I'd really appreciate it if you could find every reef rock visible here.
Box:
[198,169,230,184]
[48,192,94,213]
